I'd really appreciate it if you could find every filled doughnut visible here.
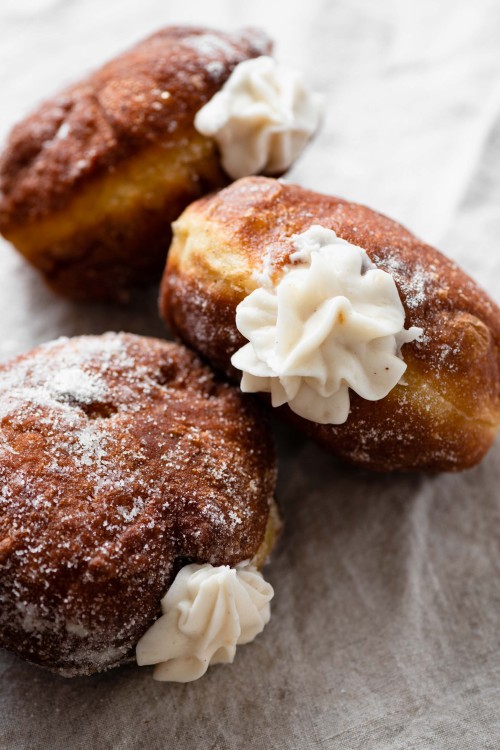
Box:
[0,333,279,680]
[160,176,500,472]
[0,26,323,302]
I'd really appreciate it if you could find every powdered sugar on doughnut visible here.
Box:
[0,333,276,676]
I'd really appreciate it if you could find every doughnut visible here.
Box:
[0,26,272,301]
[160,176,500,472]
[0,333,279,677]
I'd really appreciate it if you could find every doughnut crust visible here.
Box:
[0,333,278,676]
[0,26,271,301]
[160,177,500,472]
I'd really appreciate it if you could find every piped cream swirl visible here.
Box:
[231,225,423,425]
[194,56,324,179]
[136,563,273,682]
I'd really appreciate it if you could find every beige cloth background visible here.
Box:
[1,0,500,748]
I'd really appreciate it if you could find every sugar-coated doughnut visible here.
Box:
[0,333,278,675]
[160,177,500,472]
[0,27,271,301]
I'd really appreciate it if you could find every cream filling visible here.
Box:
[194,56,324,179]
[136,562,273,682]
[231,225,423,425]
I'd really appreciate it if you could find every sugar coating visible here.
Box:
[163,177,500,472]
[0,333,276,676]
[0,26,273,227]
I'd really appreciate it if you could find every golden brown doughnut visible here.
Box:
[160,177,500,472]
[0,333,279,676]
[0,26,271,301]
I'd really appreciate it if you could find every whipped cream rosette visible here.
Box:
[231,225,423,424]
[136,563,273,683]
[195,56,324,178]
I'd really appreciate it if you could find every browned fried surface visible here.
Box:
[9,136,228,301]
[0,26,271,300]
[0,333,277,675]
[160,176,500,472]
[0,26,270,226]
